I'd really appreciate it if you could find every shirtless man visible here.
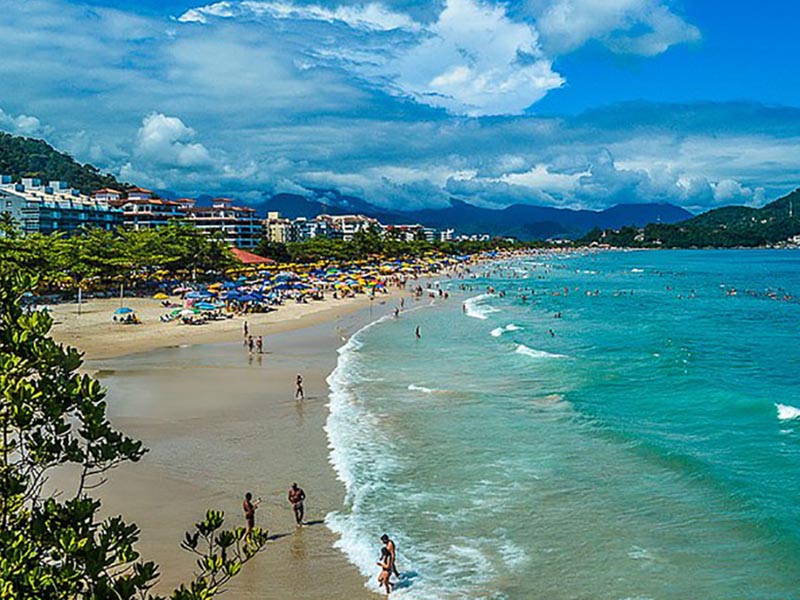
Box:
[243,492,260,540]
[295,373,304,400]
[380,534,400,578]
[288,482,306,526]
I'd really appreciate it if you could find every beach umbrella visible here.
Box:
[185,291,212,299]
[114,307,134,315]
[195,302,220,311]
[180,308,199,317]
[172,286,191,294]
[153,292,169,299]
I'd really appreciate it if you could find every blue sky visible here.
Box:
[1,0,799,211]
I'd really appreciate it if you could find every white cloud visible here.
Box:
[530,0,700,56]
[0,108,48,137]
[382,0,564,115]
[182,0,564,116]
[713,179,766,206]
[134,113,213,168]
[179,0,418,31]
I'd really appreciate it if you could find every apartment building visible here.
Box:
[0,176,122,235]
[187,198,261,249]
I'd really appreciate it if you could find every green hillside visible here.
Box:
[0,132,125,194]
[581,188,800,248]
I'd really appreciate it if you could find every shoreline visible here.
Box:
[47,292,418,598]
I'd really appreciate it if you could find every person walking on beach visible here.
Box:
[288,482,306,526]
[256,335,263,354]
[243,492,260,540]
[247,335,254,353]
[381,533,400,578]
[295,373,304,400]
[377,546,393,595]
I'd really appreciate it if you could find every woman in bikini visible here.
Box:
[377,546,392,594]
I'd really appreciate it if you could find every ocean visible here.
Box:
[325,249,800,599]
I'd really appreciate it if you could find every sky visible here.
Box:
[1,0,799,212]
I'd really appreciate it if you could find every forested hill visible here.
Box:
[0,132,124,193]
[581,188,800,248]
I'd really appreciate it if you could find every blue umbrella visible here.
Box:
[114,307,134,314]
[237,294,257,302]
[195,302,220,310]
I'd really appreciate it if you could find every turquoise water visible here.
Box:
[325,250,800,599]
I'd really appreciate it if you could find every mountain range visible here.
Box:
[260,190,693,240]
[582,188,800,248]
[0,130,713,240]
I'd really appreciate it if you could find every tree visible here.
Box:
[0,271,268,599]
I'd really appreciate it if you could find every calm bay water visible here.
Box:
[325,250,800,599]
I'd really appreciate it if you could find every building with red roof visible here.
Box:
[230,247,275,265]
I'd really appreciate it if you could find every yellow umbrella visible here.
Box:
[153,292,169,299]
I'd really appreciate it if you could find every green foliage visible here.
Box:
[0,272,266,598]
[0,222,238,290]
[0,132,125,195]
[579,188,800,248]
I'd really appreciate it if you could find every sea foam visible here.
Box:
[325,315,426,596]
[776,403,800,421]
[408,384,434,394]
[491,323,521,337]
[515,344,565,359]
[463,294,500,320]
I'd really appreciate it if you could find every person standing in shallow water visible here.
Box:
[415,325,421,339]
[295,373,304,399]
[377,546,392,594]
[381,533,400,578]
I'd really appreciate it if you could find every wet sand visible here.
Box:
[48,299,408,598]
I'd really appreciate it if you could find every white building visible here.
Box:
[317,214,380,241]
[263,211,294,243]
[109,196,188,230]
[0,176,122,235]
[187,198,262,249]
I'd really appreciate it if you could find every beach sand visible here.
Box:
[46,294,407,598]
[47,292,383,360]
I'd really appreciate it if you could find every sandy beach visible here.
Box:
[48,292,385,360]
[46,292,409,598]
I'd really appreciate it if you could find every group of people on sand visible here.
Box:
[242,482,307,538]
